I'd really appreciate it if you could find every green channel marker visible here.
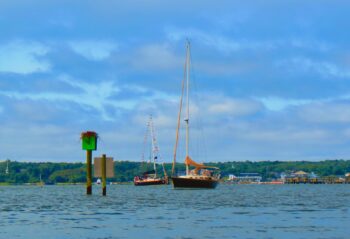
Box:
[82,133,97,151]
[81,131,98,195]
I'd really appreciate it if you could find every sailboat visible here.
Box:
[37,173,44,187]
[171,41,220,189]
[134,115,169,186]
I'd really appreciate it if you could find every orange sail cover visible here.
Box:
[185,156,219,169]
[185,156,205,168]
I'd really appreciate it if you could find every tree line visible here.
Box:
[0,160,349,184]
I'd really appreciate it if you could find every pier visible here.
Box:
[284,176,350,184]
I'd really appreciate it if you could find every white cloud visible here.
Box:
[258,93,350,112]
[207,98,262,116]
[166,28,331,54]
[0,76,125,121]
[132,113,175,129]
[0,75,178,121]
[68,40,118,61]
[289,38,331,52]
[0,123,80,162]
[184,93,263,119]
[195,60,256,75]
[277,57,350,79]
[298,102,350,123]
[167,28,245,52]
[130,43,182,70]
[240,128,330,142]
[0,41,50,74]
[259,97,312,111]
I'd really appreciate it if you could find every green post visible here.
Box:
[102,154,107,196]
[86,150,92,195]
[81,131,98,195]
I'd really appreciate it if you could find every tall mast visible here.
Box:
[141,118,150,175]
[149,115,157,178]
[185,41,190,176]
[5,160,9,174]
[149,115,159,177]
[141,121,149,163]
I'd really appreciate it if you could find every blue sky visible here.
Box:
[1,0,350,162]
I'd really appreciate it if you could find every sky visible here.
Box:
[1,0,350,162]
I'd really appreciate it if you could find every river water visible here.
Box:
[0,184,349,239]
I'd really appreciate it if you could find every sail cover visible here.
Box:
[184,156,219,169]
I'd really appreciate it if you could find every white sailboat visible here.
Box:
[134,115,168,186]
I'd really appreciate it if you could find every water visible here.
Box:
[0,184,349,239]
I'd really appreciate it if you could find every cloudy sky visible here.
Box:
[1,0,350,162]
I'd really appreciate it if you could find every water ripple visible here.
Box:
[0,184,349,239]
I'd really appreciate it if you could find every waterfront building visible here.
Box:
[228,173,262,183]
[293,171,308,178]
[283,171,320,184]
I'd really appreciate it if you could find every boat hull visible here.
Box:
[134,178,168,186]
[171,176,219,189]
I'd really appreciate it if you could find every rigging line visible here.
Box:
[189,43,208,162]
[150,115,158,178]
[150,115,160,157]
[151,116,162,161]
[141,117,150,172]
[151,116,166,177]
[172,55,186,176]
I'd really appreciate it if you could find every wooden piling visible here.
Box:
[102,154,107,196]
[86,150,92,195]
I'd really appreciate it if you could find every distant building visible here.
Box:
[309,172,318,179]
[283,171,321,184]
[293,171,308,178]
[280,172,287,180]
[228,174,237,180]
[228,173,262,183]
[283,171,315,179]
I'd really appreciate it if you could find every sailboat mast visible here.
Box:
[5,160,9,174]
[150,115,157,178]
[185,41,190,176]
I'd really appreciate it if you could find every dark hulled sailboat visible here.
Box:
[171,156,220,189]
[171,41,220,189]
